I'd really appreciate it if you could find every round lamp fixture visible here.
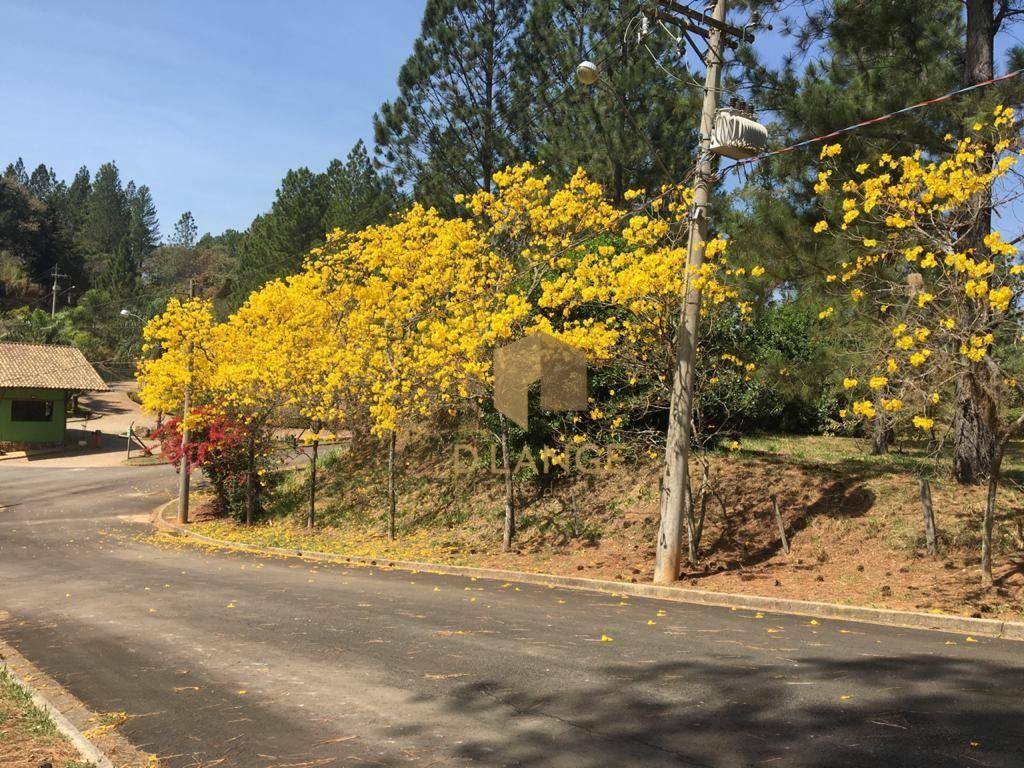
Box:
[576,60,600,86]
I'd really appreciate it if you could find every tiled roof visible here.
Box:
[0,343,109,391]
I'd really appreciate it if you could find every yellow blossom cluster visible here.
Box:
[816,108,1024,439]
[138,164,768,449]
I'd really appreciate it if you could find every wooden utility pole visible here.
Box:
[177,278,195,525]
[49,265,69,317]
[654,0,729,584]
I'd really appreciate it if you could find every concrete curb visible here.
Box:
[154,500,1024,642]
[0,654,114,768]
[0,446,70,462]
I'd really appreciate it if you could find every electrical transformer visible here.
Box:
[709,107,768,160]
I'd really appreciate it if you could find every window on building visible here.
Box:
[10,399,54,422]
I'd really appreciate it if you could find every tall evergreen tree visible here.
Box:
[127,184,160,264]
[228,168,328,301]
[511,0,701,202]
[374,0,527,206]
[170,210,198,249]
[730,0,965,289]
[27,164,57,200]
[81,162,130,261]
[323,140,402,233]
[2,158,28,186]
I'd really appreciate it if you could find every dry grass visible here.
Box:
[0,667,92,768]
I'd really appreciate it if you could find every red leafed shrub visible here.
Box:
[155,410,252,517]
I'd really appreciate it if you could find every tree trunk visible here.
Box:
[499,413,515,552]
[965,0,995,87]
[954,0,997,484]
[308,438,318,530]
[245,436,256,526]
[387,430,397,541]
[870,410,891,456]
[953,369,997,484]
[982,444,1004,586]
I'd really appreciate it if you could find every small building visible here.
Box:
[0,342,109,448]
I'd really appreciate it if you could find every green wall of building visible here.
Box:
[0,388,67,445]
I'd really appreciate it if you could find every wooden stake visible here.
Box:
[919,478,937,556]
[771,495,790,555]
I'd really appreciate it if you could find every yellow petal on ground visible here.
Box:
[647,620,656,626]
[656,610,666,617]
[840,695,852,701]
[600,634,614,642]
[227,602,236,609]
[966,636,978,643]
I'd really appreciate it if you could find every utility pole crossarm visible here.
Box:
[647,8,711,41]
[654,0,754,44]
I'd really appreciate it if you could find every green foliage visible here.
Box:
[374,0,527,206]
[169,210,198,249]
[227,143,400,302]
[0,307,104,359]
[696,303,845,434]
[511,0,701,201]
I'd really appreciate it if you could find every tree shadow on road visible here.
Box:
[429,653,1024,768]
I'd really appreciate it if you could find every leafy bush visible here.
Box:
[155,411,274,520]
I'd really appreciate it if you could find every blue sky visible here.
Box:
[3,2,1021,241]
[0,1,423,238]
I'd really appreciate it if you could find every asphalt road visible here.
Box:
[2,463,1023,768]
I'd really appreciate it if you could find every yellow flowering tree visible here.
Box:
[311,203,513,539]
[813,105,1024,584]
[463,163,762,558]
[137,297,217,420]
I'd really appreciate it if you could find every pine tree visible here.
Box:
[228,168,328,301]
[374,0,527,206]
[170,211,198,249]
[510,0,701,202]
[81,162,130,261]
[127,184,160,265]
[27,164,57,200]
[323,140,402,233]
[2,158,28,186]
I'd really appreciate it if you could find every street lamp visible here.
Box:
[576,60,600,86]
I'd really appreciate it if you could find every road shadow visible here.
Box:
[428,654,1024,767]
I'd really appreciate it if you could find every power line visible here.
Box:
[721,66,1024,177]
